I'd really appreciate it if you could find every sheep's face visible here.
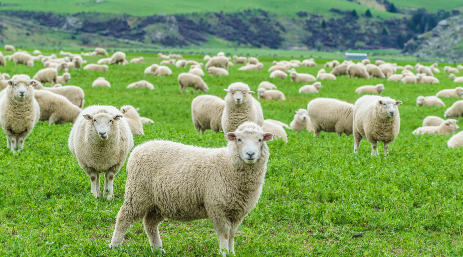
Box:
[456,87,463,95]
[224,88,254,105]
[84,113,123,140]
[378,99,402,118]
[8,79,33,100]
[314,83,322,90]
[377,84,385,93]
[258,89,266,98]
[444,119,459,133]
[226,130,273,164]
[296,109,308,122]
[449,74,456,79]
[416,96,424,106]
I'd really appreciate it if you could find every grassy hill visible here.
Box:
[389,0,463,12]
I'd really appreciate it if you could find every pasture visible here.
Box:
[1,51,463,255]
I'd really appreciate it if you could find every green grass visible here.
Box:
[389,0,463,11]
[1,50,463,255]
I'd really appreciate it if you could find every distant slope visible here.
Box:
[0,0,398,17]
[388,0,463,12]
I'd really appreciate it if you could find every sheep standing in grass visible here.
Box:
[423,116,445,126]
[189,65,204,76]
[290,109,313,132]
[417,66,433,77]
[206,56,228,70]
[308,98,354,137]
[347,64,370,79]
[121,105,144,135]
[191,95,225,133]
[4,45,15,52]
[248,57,259,64]
[69,105,133,199]
[109,122,273,256]
[178,73,208,94]
[355,84,384,95]
[366,64,386,79]
[379,64,394,77]
[257,88,285,100]
[270,70,287,79]
[387,74,403,82]
[31,80,85,108]
[222,82,264,133]
[258,81,276,90]
[56,72,71,84]
[127,80,154,90]
[92,77,111,87]
[449,74,463,82]
[416,74,439,84]
[353,95,401,155]
[160,59,175,65]
[262,120,287,142]
[34,90,81,125]
[109,51,126,65]
[412,119,458,135]
[299,82,321,93]
[95,47,109,56]
[444,66,459,73]
[302,59,316,67]
[33,68,58,86]
[0,75,7,90]
[444,100,463,120]
[152,65,172,76]
[290,71,316,82]
[375,60,385,66]
[0,75,40,152]
[12,52,33,67]
[233,55,247,64]
[436,87,463,98]
[416,96,445,107]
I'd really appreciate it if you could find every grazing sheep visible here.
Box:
[208,67,229,76]
[56,72,71,84]
[178,73,208,94]
[4,45,15,51]
[444,100,463,119]
[191,95,225,133]
[299,82,321,93]
[258,81,276,90]
[366,64,386,79]
[140,117,154,124]
[109,51,126,65]
[171,54,183,59]
[262,120,287,142]
[316,69,336,80]
[0,52,5,66]
[423,116,445,126]
[0,75,40,152]
[68,105,133,199]
[45,61,67,71]
[270,70,287,79]
[347,64,370,79]
[33,68,58,86]
[238,63,264,70]
[449,74,463,82]
[233,55,247,64]
[417,65,433,77]
[361,59,371,65]
[32,50,41,55]
[205,56,228,70]
[436,87,463,98]
[444,66,459,73]
[127,80,154,90]
[12,52,33,67]
[34,90,81,125]
[109,121,273,256]
[404,65,414,70]
[158,53,169,59]
[189,65,204,76]
[330,64,349,76]
[31,80,85,108]
[308,98,354,137]
[416,96,445,107]
[290,109,313,132]
[203,55,211,61]
[379,64,394,78]
[387,74,403,82]
[413,119,458,135]
[257,88,285,100]
[355,84,384,95]
[222,82,264,133]
[92,77,111,87]
[95,47,109,56]
[185,60,200,66]
[84,64,109,71]
[353,95,402,155]
[130,57,144,64]
[324,60,340,68]
[458,65,463,70]
[97,58,111,64]
[416,74,439,84]
[2,73,10,80]
[289,71,316,82]
[402,69,414,76]
[248,57,258,64]
[375,60,385,66]
[121,105,144,135]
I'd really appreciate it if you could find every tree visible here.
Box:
[381,28,389,36]
[388,3,397,13]
[365,9,372,18]
[396,34,405,48]
[351,9,358,19]
[321,20,327,29]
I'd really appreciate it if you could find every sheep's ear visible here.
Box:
[263,133,274,142]
[83,114,93,120]
[29,80,37,86]
[295,111,298,114]
[113,114,123,120]
[249,91,255,94]
[224,89,229,92]
[135,108,139,112]
[225,132,236,141]
[121,108,126,114]
[445,121,450,125]
[378,100,384,105]
[7,80,13,86]
[395,101,402,105]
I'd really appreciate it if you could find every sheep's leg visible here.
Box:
[143,208,164,249]
[210,217,230,256]
[110,202,143,248]
[103,171,116,199]
[17,137,25,152]
[89,172,100,198]
[48,113,59,125]
[354,131,362,154]
[370,141,378,156]
[6,137,11,151]
[179,84,183,94]
[10,138,17,152]
[314,129,320,137]
[384,142,390,155]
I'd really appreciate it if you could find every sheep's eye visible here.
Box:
[110,120,114,124]
[232,92,234,94]
[259,139,262,142]
[238,138,242,142]
[93,119,96,122]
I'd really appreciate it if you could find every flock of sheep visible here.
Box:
[1,44,463,255]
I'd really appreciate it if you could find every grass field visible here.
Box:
[389,0,463,12]
[1,50,463,255]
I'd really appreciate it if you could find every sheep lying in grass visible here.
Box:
[258,81,276,90]
[401,74,416,84]
[270,70,287,79]
[444,100,463,120]
[233,55,247,64]
[422,116,444,127]
[290,70,316,82]
[95,47,108,56]
[404,65,414,70]
[121,105,144,135]
[257,88,285,100]
[34,90,81,125]
[448,131,463,148]
[444,66,459,73]
[262,120,287,142]
[127,80,154,90]
[416,96,445,107]
[248,57,259,64]
[175,60,187,68]
[417,65,433,77]
[324,60,340,68]
[449,74,463,82]
[238,63,264,70]
[208,67,228,76]
[387,74,403,82]
[355,84,384,95]
[152,65,172,76]
[69,105,133,199]
[109,121,273,256]
[316,69,336,80]
[31,80,85,108]
[416,74,439,84]
[413,119,458,135]
[436,87,463,98]
[92,77,111,87]
[0,75,40,152]
[178,73,208,94]
[84,64,108,71]
[302,59,316,67]
[308,98,353,137]
[191,95,225,133]
[130,57,144,64]
[290,109,313,132]
[353,95,402,155]
[158,53,169,59]
[97,58,111,64]
[189,65,204,76]
[268,65,290,73]
[299,82,321,93]
[160,59,175,65]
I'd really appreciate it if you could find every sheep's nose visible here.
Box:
[246,151,255,158]
[235,98,242,102]
[99,132,106,136]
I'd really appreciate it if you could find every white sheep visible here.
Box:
[203,54,211,61]
[448,131,463,148]
[84,64,109,71]
[175,60,187,68]
[208,67,229,76]
[140,117,154,124]
[205,56,228,70]
[239,63,264,70]
[416,96,445,107]
[130,57,144,64]
[152,65,172,76]
[299,82,321,93]
[31,80,85,108]
[353,95,401,155]
[307,98,354,137]
[444,66,459,73]
[191,95,225,133]
[258,81,276,90]
[0,52,5,66]
[268,65,290,73]
[248,57,259,64]
[33,68,58,86]
[375,60,385,66]
[109,51,126,65]
[0,75,40,152]
[361,59,371,65]
[160,59,175,65]
[290,109,313,132]
[56,72,71,84]
[262,120,287,142]
[290,71,315,82]
[458,65,463,70]
[366,64,386,79]
[316,69,336,80]
[265,119,289,129]
[449,74,463,82]
[404,65,414,70]
[4,45,15,52]
[178,73,208,94]
[417,65,433,77]
[257,88,285,100]
[302,59,316,67]
[422,116,445,127]
[436,87,463,98]
[95,47,109,56]
[347,64,370,79]
[416,74,439,84]
[355,84,384,95]
[412,119,458,135]
[401,74,416,84]
[379,64,394,78]
[270,70,287,79]
[189,65,204,77]
[127,80,154,90]
[330,64,349,76]
[444,100,463,120]
[121,105,144,135]
[69,105,133,199]
[97,58,111,64]
[233,55,247,64]
[34,90,81,125]
[222,82,264,133]
[387,74,403,82]
[92,77,111,87]
[12,52,33,67]
[0,75,7,90]
[109,121,273,256]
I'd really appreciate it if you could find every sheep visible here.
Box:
[361,59,371,65]
[109,121,273,256]
[4,45,14,51]
[330,64,349,76]
[324,60,340,68]
[233,55,247,64]
[375,60,385,66]
[436,87,463,98]
[289,71,316,82]
[109,51,126,65]
[299,82,321,93]
[140,117,154,124]
[178,73,208,94]
[347,64,370,79]
[0,52,5,66]
[258,81,276,90]
[265,119,289,129]
[366,64,386,79]
[68,105,133,199]
[262,120,287,142]
[34,90,81,125]
[413,119,458,136]
[189,66,204,76]
[268,65,290,73]
[222,82,264,133]
[355,84,384,95]
[238,63,264,70]
[448,130,463,148]
[130,57,144,64]
[92,77,111,87]
[316,69,336,80]
[444,100,463,119]
[248,57,258,64]
[191,95,225,133]
[416,96,445,107]
[56,72,71,84]
[31,80,85,108]
[0,75,7,90]
[203,55,211,61]
[205,56,228,70]
[217,52,225,57]
[45,61,67,71]
[449,74,463,82]
[152,65,172,76]
[404,65,414,70]
[458,65,463,70]
[160,59,175,65]
[33,68,58,86]
[307,98,354,137]
[402,70,414,76]
[379,64,394,78]
[127,80,154,90]
[257,88,285,100]
[270,70,287,79]
[353,95,401,155]
[2,73,10,80]
[97,58,111,64]
[417,65,433,76]
[69,56,83,69]
[302,59,316,67]
[423,116,445,126]
[401,74,416,84]
[171,54,183,59]
[158,53,169,59]
[416,74,439,84]
[12,52,33,67]
[95,47,109,56]
[208,67,229,76]
[84,64,109,71]
[387,74,403,82]
[120,105,144,135]
[0,75,40,152]
[186,60,200,66]
[290,109,313,132]
[445,66,459,73]
[175,60,187,68]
